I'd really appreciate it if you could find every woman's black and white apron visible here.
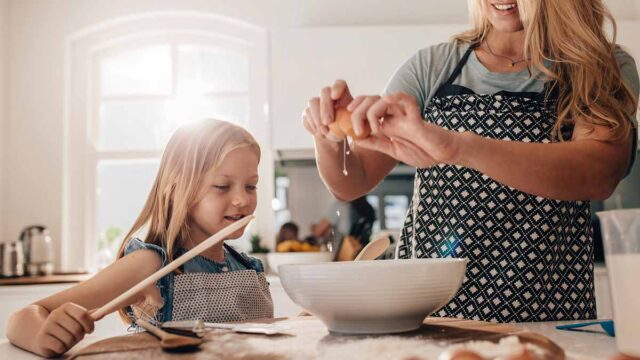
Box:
[399,45,597,323]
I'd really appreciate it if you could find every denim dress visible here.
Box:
[123,238,273,323]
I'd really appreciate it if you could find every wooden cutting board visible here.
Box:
[69,316,564,360]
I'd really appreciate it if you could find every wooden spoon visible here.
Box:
[136,319,202,351]
[354,236,390,261]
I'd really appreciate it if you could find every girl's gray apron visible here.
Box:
[171,244,273,322]
[399,44,596,323]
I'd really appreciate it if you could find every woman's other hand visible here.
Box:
[34,302,95,357]
[303,79,354,141]
[355,92,461,168]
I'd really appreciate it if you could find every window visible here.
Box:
[64,13,271,271]
[94,43,252,267]
[366,194,410,233]
[365,167,415,232]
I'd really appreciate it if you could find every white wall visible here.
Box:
[270,25,468,151]
[0,0,6,241]
[1,0,639,270]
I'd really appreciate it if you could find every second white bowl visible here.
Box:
[267,251,333,275]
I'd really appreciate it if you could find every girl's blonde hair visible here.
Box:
[453,0,638,141]
[115,118,260,322]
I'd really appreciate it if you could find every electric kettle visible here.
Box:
[20,225,54,276]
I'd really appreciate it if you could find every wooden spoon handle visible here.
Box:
[91,215,254,320]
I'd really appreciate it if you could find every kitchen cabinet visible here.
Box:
[0,283,127,339]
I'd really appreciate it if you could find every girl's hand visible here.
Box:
[355,92,461,168]
[35,302,95,357]
[303,79,354,142]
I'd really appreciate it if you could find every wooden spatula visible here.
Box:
[136,319,202,351]
[91,215,254,320]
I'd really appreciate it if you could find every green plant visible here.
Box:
[250,234,270,253]
[98,226,122,252]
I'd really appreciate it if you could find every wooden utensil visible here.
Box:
[354,236,390,261]
[91,215,254,320]
[336,235,363,261]
[136,319,202,350]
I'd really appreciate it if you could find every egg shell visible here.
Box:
[440,349,485,360]
[504,349,538,360]
[334,107,371,140]
[328,121,346,139]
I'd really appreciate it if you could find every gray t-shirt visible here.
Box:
[383,41,640,170]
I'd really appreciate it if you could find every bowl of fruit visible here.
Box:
[267,240,333,275]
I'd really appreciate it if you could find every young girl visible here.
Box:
[6,119,273,357]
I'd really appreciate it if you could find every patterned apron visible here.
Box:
[399,45,596,323]
[171,244,274,322]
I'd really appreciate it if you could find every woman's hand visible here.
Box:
[355,92,461,168]
[34,302,95,357]
[302,79,354,142]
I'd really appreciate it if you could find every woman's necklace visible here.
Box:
[485,41,526,68]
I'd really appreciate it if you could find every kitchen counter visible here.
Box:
[0,273,91,286]
[516,321,619,360]
[0,318,625,360]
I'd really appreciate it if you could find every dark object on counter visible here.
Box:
[1,241,25,277]
[348,196,376,245]
[136,319,202,352]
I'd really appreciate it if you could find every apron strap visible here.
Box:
[441,42,477,87]
[223,243,255,270]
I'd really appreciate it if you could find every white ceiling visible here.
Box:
[9,1,639,34]
[268,0,640,27]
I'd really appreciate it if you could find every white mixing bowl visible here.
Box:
[267,252,334,275]
[279,258,468,334]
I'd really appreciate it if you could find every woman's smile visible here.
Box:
[491,2,518,15]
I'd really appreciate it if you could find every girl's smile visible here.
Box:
[224,214,247,222]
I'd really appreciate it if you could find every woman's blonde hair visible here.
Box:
[453,0,638,141]
[115,118,260,322]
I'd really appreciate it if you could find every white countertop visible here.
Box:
[0,319,621,360]
[515,321,619,360]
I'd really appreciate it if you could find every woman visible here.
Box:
[302,0,638,322]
